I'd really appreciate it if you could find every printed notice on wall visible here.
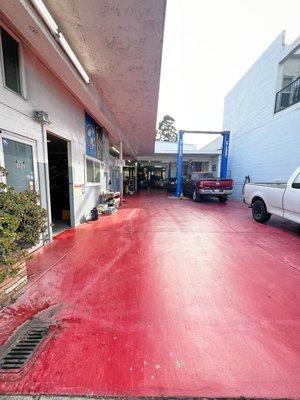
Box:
[74,184,82,197]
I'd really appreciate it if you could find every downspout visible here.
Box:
[119,140,123,206]
[41,122,53,242]
[134,162,138,191]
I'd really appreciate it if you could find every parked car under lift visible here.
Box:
[182,172,234,202]
[165,177,177,191]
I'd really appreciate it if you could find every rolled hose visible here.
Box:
[242,175,251,195]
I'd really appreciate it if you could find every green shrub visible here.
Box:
[0,166,47,282]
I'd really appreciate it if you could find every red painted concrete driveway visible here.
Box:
[0,191,299,398]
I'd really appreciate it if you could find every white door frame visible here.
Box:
[0,129,39,193]
[46,131,75,230]
[0,130,47,249]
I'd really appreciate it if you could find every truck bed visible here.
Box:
[244,167,300,224]
[247,182,287,189]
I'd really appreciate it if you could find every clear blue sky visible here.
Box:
[157,0,300,145]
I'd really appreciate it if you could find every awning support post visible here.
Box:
[134,162,138,191]
[175,130,184,197]
[119,141,123,206]
[220,131,230,179]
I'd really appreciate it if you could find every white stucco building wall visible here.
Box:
[0,22,111,232]
[223,32,300,200]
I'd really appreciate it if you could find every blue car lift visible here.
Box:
[175,130,230,197]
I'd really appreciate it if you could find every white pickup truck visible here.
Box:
[244,167,300,224]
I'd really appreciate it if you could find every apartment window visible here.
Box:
[282,76,294,88]
[85,157,101,184]
[0,27,22,95]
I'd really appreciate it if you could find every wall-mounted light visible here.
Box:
[30,0,90,84]
[30,0,58,35]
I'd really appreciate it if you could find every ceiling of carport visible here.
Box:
[44,0,166,156]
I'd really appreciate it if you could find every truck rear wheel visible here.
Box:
[252,199,271,223]
[192,188,200,202]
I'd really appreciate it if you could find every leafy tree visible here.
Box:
[156,115,177,142]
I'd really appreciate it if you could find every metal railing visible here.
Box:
[275,76,300,113]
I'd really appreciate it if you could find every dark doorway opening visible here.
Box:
[47,133,70,235]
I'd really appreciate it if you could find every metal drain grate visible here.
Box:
[0,326,49,371]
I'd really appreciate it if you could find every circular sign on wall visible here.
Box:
[86,124,96,153]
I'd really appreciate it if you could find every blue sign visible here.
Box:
[85,113,104,160]
[85,113,97,158]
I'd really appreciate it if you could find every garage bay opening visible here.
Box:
[47,133,71,235]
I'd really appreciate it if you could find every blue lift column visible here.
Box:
[175,130,184,197]
[220,131,230,179]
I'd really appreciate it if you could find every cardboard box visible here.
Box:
[62,210,70,220]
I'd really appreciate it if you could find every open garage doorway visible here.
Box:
[47,133,72,235]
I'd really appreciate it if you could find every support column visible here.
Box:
[134,162,138,191]
[217,154,222,177]
[176,130,184,197]
[119,141,123,206]
[220,131,230,179]
[41,123,53,242]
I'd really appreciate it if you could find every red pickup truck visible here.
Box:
[182,172,234,202]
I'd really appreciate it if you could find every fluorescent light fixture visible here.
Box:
[111,146,120,154]
[30,0,58,35]
[30,0,90,84]
[58,33,90,84]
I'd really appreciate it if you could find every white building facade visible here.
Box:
[0,26,112,230]
[223,32,300,200]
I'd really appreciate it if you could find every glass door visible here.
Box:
[0,133,38,193]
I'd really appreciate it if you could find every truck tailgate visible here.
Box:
[202,179,233,189]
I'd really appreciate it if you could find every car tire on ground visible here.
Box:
[252,199,271,223]
[192,188,200,202]
[218,196,228,202]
